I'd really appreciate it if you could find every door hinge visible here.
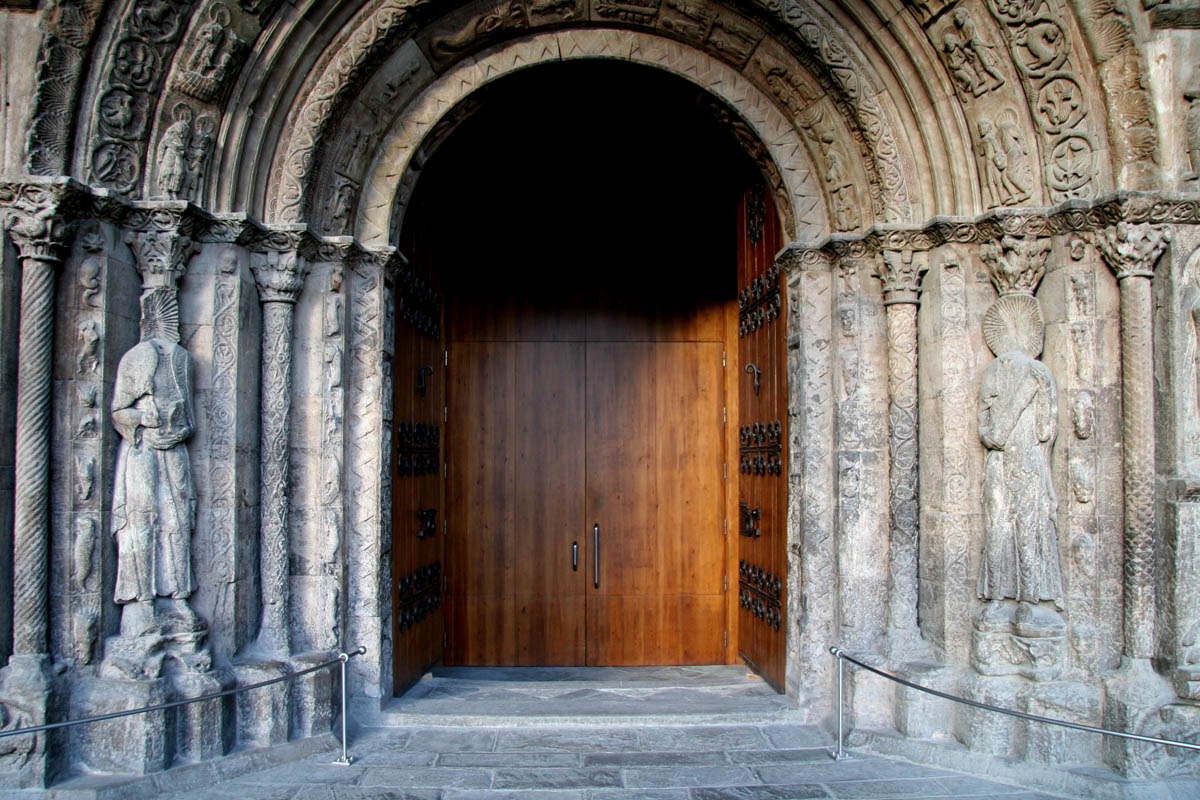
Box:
[443,518,447,536]
[723,574,728,592]
[723,631,728,648]
[723,518,728,536]
[444,406,448,423]
[722,406,727,424]
[443,463,447,479]
[443,632,448,649]
[444,350,449,366]
[723,463,727,480]
[443,573,447,591]
[722,350,726,367]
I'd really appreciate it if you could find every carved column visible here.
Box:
[250,244,308,658]
[1096,223,1171,662]
[4,202,69,657]
[877,249,927,659]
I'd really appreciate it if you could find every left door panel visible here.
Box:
[445,341,588,665]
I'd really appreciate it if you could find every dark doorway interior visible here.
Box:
[392,61,762,689]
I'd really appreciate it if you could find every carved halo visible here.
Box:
[983,294,1043,358]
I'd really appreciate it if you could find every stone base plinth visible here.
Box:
[233,659,293,748]
[173,668,235,763]
[70,674,170,775]
[0,654,58,788]
[1019,679,1101,765]
[291,650,337,739]
[1104,659,1185,777]
[971,601,1066,682]
[893,662,956,740]
[956,673,1020,756]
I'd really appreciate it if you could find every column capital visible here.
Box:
[980,234,1050,298]
[0,177,89,266]
[1096,221,1172,281]
[250,248,308,304]
[876,249,927,306]
[123,201,209,289]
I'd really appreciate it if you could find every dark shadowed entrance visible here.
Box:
[391,61,785,692]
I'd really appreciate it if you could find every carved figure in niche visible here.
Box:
[189,4,228,73]
[157,107,192,200]
[1185,65,1200,183]
[328,182,356,235]
[978,115,1031,207]
[977,294,1064,626]
[821,132,856,231]
[110,288,198,639]
[79,224,105,307]
[186,114,214,199]
[77,320,100,373]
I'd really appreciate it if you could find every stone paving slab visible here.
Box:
[158,722,1067,799]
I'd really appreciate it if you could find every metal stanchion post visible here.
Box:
[332,651,353,766]
[831,646,849,760]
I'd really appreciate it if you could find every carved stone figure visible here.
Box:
[942,9,1003,98]
[978,116,1031,207]
[156,113,191,200]
[977,295,1064,616]
[109,288,198,643]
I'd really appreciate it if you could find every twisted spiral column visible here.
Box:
[11,254,60,655]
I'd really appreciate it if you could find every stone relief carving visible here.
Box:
[89,0,198,196]
[430,0,527,63]
[75,455,95,502]
[798,105,858,232]
[172,2,245,102]
[1183,253,1200,470]
[73,516,97,593]
[984,0,1099,202]
[76,384,99,439]
[1069,455,1093,504]
[976,111,1032,208]
[974,235,1065,680]
[1073,390,1094,440]
[154,104,214,202]
[939,8,1005,101]
[79,223,105,307]
[76,320,100,374]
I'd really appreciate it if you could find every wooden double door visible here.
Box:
[445,330,727,666]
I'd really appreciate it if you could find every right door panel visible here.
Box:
[736,184,788,690]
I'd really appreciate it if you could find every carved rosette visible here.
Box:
[249,240,309,658]
[1096,222,1172,661]
[0,182,77,657]
[877,250,926,654]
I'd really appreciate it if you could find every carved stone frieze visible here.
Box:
[936,8,1006,102]
[976,110,1034,208]
[170,1,246,103]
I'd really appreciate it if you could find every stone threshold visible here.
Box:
[0,733,339,800]
[853,726,1200,800]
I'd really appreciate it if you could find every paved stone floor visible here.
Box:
[160,667,1068,799]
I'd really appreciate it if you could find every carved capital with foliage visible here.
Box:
[251,248,308,304]
[1096,222,1172,281]
[980,235,1050,297]
[123,201,208,288]
[0,177,88,266]
[876,249,927,305]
